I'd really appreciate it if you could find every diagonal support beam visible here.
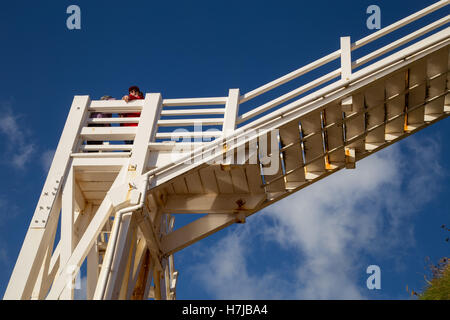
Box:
[161,213,243,256]
[104,214,137,299]
[31,216,59,300]
[125,236,147,299]
[135,208,163,272]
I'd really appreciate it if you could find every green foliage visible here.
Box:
[419,258,450,300]
[412,225,450,300]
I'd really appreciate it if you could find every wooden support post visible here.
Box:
[85,203,98,300]
[142,258,154,299]
[168,254,177,300]
[131,249,152,300]
[126,237,147,299]
[163,259,171,300]
[86,240,99,300]
[340,37,353,112]
[153,269,162,300]
[4,96,90,300]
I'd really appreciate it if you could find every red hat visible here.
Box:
[128,85,140,92]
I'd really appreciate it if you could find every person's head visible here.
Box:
[128,86,140,97]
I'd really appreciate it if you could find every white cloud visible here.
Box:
[0,108,36,169]
[186,135,444,299]
[188,229,292,299]
[41,149,55,172]
[0,112,25,143]
[12,145,36,169]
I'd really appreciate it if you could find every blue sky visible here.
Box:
[0,0,449,299]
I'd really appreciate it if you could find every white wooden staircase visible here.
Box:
[3,0,449,300]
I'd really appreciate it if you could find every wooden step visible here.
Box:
[172,176,189,194]
[198,166,219,194]
[214,166,235,194]
[407,61,427,126]
[365,83,386,144]
[385,132,402,142]
[230,166,250,194]
[385,71,406,135]
[424,113,444,122]
[344,92,365,155]
[365,142,384,152]
[261,130,285,193]
[245,164,265,194]
[425,73,446,116]
[279,122,305,188]
[424,47,448,118]
[184,171,204,194]
[323,103,345,167]
[301,111,325,173]
[426,46,448,78]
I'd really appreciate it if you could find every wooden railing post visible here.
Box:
[222,89,240,137]
[130,93,163,175]
[340,36,353,112]
[340,36,352,80]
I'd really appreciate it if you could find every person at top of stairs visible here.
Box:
[120,85,143,126]
[122,85,143,104]
[120,85,144,144]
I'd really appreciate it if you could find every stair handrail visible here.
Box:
[146,26,450,185]
[238,1,449,124]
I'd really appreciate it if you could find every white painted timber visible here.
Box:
[161,213,241,255]
[60,166,76,299]
[80,126,137,141]
[161,108,225,116]
[340,37,352,81]
[5,1,449,301]
[222,89,240,133]
[162,97,227,107]
[158,118,223,127]
[4,95,90,300]
[89,99,143,112]
[130,93,163,175]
